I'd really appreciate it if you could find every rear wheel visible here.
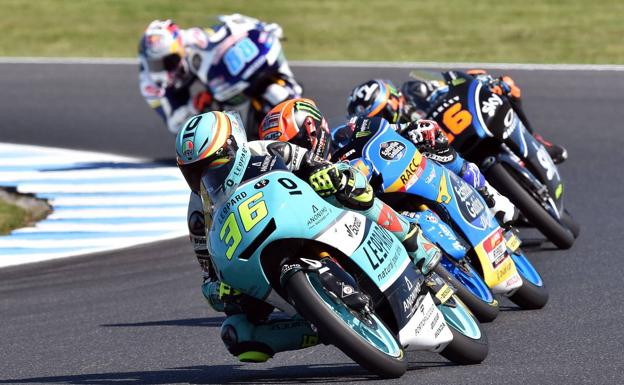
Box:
[434,260,499,323]
[285,270,406,378]
[485,162,575,249]
[438,296,489,364]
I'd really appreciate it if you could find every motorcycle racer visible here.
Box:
[343,80,522,225]
[138,14,301,135]
[347,75,567,164]
[177,108,441,363]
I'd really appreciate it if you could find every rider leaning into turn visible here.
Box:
[138,14,301,135]
[347,73,568,164]
[176,106,441,363]
[341,78,532,226]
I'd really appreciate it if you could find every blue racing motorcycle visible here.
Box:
[206,147,487,378]
[332,118,548,320]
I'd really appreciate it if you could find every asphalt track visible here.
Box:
[1,62,624,384]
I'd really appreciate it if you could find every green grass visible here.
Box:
[0,0,622,63]
[0,199,27,235]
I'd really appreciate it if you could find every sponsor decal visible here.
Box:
[254,179,270,189]
[362,225,396,273]
[307,205,329,228]
[448,172,486,225]
[435,284,453,304]
[280,263,301,275]
[218,191,248,222]
[344,215,362,238]
[350,82,380,103]
[379,141,406,161]
[387,153,426,192]
[376,204,404,232]
[414,301,436,336]
[484,229,507,268]
[481,94,503,117]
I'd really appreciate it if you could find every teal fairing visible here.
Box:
[204,148,412,308]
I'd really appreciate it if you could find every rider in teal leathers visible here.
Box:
[176,107,441,363]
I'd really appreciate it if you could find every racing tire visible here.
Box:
[485,162,575,249]
[438,296,489,365]
[560,209,581,239]
[432,262,499,323]
[508,273,549,310]
[285,270,407,378]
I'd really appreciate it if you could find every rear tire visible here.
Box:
[438,296,489,365]
[485,162,575,249]
[433,262,499,323]
[286,270,406,378]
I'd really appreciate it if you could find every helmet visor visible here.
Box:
[146,53,181,73]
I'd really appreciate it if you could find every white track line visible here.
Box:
[0,57,623,71]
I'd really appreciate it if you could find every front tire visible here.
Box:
[485,162,575,249]
[433,261,499,323]
[285,270,406,378]
[438,296,488,365]
[508,251,549,309]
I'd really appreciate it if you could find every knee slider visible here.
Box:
[220,315,274,362]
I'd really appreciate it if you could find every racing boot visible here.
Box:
[477,182,519,227]
[220,313,319,363]
[533,133,568,164]
[402,223,442,274]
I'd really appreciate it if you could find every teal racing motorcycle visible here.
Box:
[205,147,487,378]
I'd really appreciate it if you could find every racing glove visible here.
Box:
[309,164,374,210]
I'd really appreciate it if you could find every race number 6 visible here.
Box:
[442,102,473,137]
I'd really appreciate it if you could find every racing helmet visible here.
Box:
[400,79,444,113]
[258,98,332,160]
[346,79,405,123]
[138,20,185,87]
[176,111,248,195]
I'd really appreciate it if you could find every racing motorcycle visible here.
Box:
[192,16,302,131]
[206,148,487,378]
[332,118,549,320]
[413,71,579,249]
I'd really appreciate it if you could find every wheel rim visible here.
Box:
[511,252,543,287]
[441,257,495,304]
[306,273,402,358]
[437,297,482,340]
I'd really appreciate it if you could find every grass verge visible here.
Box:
[0,199,27,235]
[0,0,622,64]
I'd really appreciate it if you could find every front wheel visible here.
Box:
[485,162,575,249]
[285,270,406,378]
[438,295,488,365]
[434,260,499,323]
[508,251,549,309]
